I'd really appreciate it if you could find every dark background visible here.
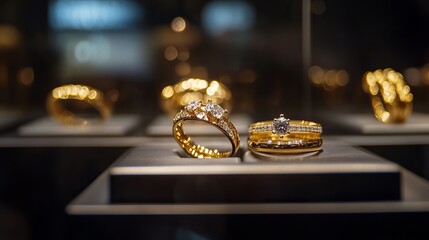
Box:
[0,0,428,239]
[0,0,427,118]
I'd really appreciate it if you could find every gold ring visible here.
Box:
[173,100,240,158]
[161,78,232,117]
[47,84,112,126]
[248,114,323,154]
[363,68,413,123]
[248,138,323,154]
[249,114,322,137]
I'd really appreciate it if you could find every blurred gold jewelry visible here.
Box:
[47,84,112,126]
[363,68,413,123]
[248,114,323,154]
[161,78,232,117]
[173,100,239,158]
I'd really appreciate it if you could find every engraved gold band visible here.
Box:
[248,138,323,154]
[47,84,112,126]
[173,100,240,158]
[248,114,323,154]
[363,68,413,123]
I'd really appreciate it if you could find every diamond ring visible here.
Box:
[248,114,322,154]
[173,100,240,158]
[248,114,322,137]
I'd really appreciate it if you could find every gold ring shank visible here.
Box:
[172,101,240,158]
[248,138,323,154]
[249,132,321,141]
[47,84,111,126]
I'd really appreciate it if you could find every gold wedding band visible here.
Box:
[173,100,240,158]
[47,84,112,126]
[248,138,323,154]
[161,78,232,117]
[363,68,413,123]
[248,114,323,154]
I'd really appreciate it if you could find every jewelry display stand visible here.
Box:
[145,114,252,136]
[108,139,400,203]
[67,140,429,216]
[320,112,429,134]
[18,115,140,136]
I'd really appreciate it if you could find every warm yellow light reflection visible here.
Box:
[164,46,178,61]
[51,84,102,101]
[171,17,187,32]
[160,78,232,117]
[179,92,203,106]
[88,90,98,100]
[162,85,175,99]
[206,80,220,96]
[363,68,413,124]
[308,65,349,91]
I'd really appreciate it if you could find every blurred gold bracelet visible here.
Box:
[161,78,232,117]
[363,68,413,123]
[46,84,112,126]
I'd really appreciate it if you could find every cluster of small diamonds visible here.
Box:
[218,119,235,138]
[249,124,322,134]
[173,110,190,122]
[174,100,238,140]
[288,125,322,133]
[249,125,271,132]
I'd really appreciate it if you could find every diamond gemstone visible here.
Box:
[180,111,190,118]
[219,120,228,130]
[272,114,290,137]
[196,111,208,120]
[206,103,225,119]
[185,100,201,111]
